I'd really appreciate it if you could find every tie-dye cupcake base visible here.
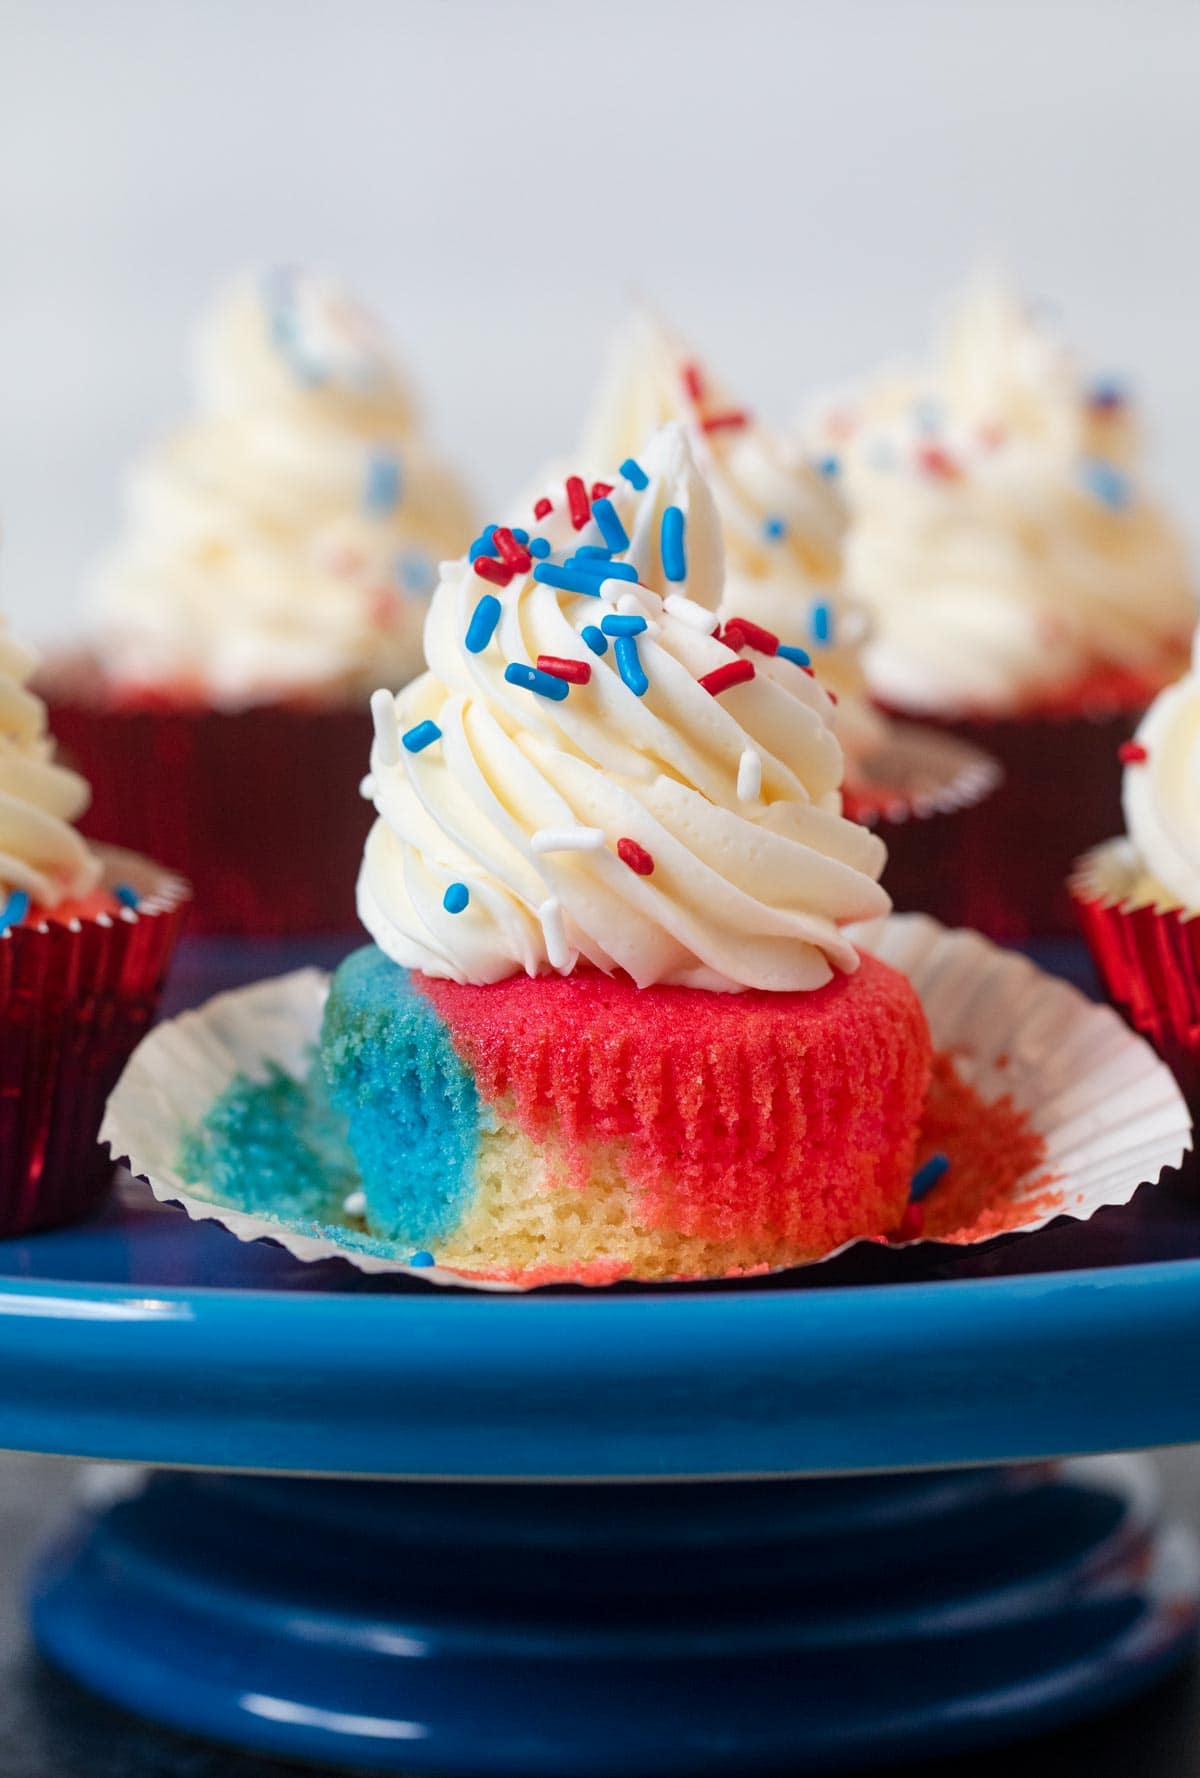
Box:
[102,915,1190,1290]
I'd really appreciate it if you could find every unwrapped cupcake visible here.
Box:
[1074,629,1200,1105]
[578,311,999,924]
[0,614,187,1235]
[810,274,1195,936]
[44,268,474,934]
[321,424,934,1280]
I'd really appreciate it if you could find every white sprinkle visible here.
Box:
[370,688,400,766]
[531,826,605,854]
[539,896,570,971]
[664,593,719,635]
[737,748,762,803]
[617,589,661,634]
[359,774,376,801]
[343,1190,367,1218]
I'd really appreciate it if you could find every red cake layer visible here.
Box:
[418,956,932,1255]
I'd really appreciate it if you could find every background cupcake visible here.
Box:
[0,612,187,1236]
[811,273,1196,936]
[1074,630,1200,1105]
[44,268,474,934]
[576,311,1000,924]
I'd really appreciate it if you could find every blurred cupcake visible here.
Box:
[1074,631,1200,1105]
[0,615,187,1235]
[811,274,1195,936]
[315,425,933,1283]
[576,310,999,923]
[44,268,474,934]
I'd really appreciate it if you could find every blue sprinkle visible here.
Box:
[397,550,435,595]
[505,662,570,701]
[443,883,470,915]
[661,506,686,582]
[528,536,551,559]
[567,557,638,583]
[811,602,833,645]
[0,890,29,934]
[601,613,647,637]
[465,593,502,654]
[592,496,630,554]
[573,545,612,560]
[1082,457,1130,510]
[364,451,403,514]
[409,1250,436,1268]
[1089,379,1125,412]
[114,882,140,910]
[511,528,529,545]
[532,563,603,597]
[619,457,649,491]
[763,515,788,541]
[910,1152,950,1203]
[614,635,648,697]
[777,644,812,668]
[582,625,608,656]
[816,455,840,478]
[468,525,498,562]
[402,719,442,753]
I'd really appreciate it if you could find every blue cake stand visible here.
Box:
[6,937,1200,1775]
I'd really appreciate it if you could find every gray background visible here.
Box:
[2,0,1198,644]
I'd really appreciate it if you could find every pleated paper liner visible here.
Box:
[844,721,1001,928]
[101,914,1190,1292]
[41,657,372,936]
[0,845,189,1238]
[1073,837,1200,1110]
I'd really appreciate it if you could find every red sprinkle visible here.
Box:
[491,527,532,573]
[617,837,655,876]
[590,481,613,501]
[369,590,403,630]
[533,497,553,520]
[1118,741,1148,764]
[536,655,592,685]
[722,616,780,656]
[701,410,749,434]
[917,444,961,481]
[565,476,592,531]
[473,556,514,587]
[894,1202,925,1243]
[827,690,839,706]
[681,362,705,403]
[699,659,756,697]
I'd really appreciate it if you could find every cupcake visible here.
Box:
[44,268,474,934]
[811,274,1195,936]
[0,617,187,1236]
[1074,630,1200,1105]
[320,425,933,1282]
[575,310,1000,923]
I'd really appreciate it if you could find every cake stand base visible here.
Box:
[28,1457,1199,1775]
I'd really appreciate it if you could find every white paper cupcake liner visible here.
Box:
[101,914,1192,1292]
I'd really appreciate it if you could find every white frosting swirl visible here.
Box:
[810,276,1196,717]
[580,313,884,765]
[358,426,889,993]
[1122,627,1200,909]
[93,269,475,708]
[0,626,99,908]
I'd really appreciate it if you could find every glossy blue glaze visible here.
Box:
[29,1458,1199,1774]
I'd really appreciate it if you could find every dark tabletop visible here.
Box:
[0,1448,1197,1777]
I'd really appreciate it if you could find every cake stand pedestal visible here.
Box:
[5,936,1200,1773]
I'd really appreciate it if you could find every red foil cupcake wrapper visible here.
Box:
[0,846,189,1237]
[43,680,372,936]
[1072,841,1200,1109]
[844,721,1001,928]
[906,703,1145,940]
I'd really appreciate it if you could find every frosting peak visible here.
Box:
[810,274,1195,717]
[0,625,99,909]
[1122,627,1200,909]
[580,311,883,765]
[358,426,889,994]
[93,268,475,708]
